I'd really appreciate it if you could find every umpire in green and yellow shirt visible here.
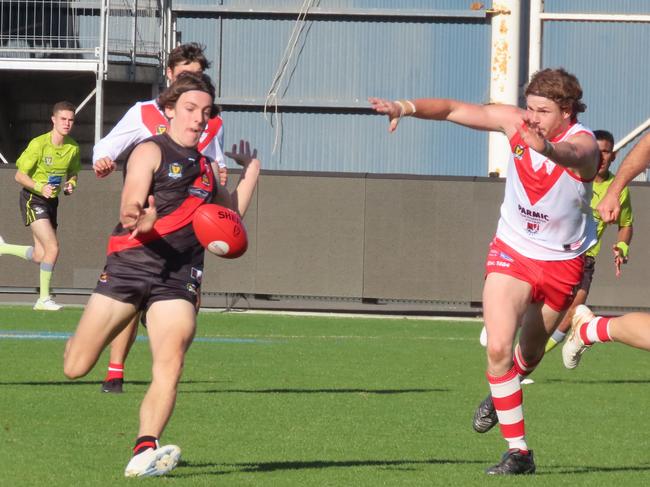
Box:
[0,101,80,310]
[546,129,633,352]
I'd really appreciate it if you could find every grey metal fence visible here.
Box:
[0,0,165,66]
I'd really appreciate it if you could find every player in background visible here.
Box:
[563,132,650,368]
[544,130,633,352]
[94,43,227,393]
[63,73,261,477]
[0,101,80,310]
[370,68,599,475]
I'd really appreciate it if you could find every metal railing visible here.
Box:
[0,0,166,71]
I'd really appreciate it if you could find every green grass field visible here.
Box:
[1,305,649,486]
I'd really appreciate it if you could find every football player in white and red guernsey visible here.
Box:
[92,43,226,394]
[370,68,599,475]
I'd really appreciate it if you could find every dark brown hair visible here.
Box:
[157,72,220,117]
[52,101,76,115]
[166,42,210,71]
[525,68,586,121]
[593,129,614,146]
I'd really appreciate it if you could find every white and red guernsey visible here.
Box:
[92,99,224,168]
[496,122,597,260]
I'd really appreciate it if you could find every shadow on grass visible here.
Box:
[180,387,448,395]
[539,464,650,475]
[546,378,650,385]
[0,379,226,387]
[172,457,483,477]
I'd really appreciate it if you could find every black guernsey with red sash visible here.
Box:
[104,132,217,279]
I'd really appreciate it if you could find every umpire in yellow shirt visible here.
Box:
[0,101,80,310]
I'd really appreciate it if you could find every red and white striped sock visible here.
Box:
[513,344,541,379]
[105,362,124,382]
[579,317,613,346]
[488,366,528,452]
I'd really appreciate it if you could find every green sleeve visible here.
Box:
[68,146,82,177]
[16,138,41,174]
[617,187,633,227]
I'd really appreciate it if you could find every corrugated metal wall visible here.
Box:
[174,1,492,175]
[540,0,650,171]
[174,1,649,176]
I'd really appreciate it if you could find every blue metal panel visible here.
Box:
[176,5,491,175]
[219,110,488,176]
[542,18,650,170]
[178,0,486,9]
[544,0,650,14]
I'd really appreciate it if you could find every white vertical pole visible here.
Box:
[528,0,543,79]
[95,0,109,144]
[487,0,520,176]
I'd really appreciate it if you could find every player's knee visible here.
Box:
[486,341,512,367]
[152,356,185,384]
[47,241,60,259]
[63,359,86,380]
[63,341,89,379]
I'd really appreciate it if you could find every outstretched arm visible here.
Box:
[368,97,522,134]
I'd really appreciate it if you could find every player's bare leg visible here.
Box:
[137,299,195,438]
[546,288,587,352]
[564,308,650,370]
[102,314,140,393]
[64,294,137,379]
[479,273,536,474]
[609,313,650,350]
[124,300,195,478]
[519,302,563,363]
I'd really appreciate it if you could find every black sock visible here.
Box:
[133,435,158,456]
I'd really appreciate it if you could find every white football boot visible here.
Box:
[562,304,595,369]
[124,444,181,477]
[33,296,63,311]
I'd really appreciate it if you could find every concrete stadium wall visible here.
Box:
[1,168,648,311]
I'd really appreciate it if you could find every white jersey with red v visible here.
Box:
[496,122,597,260]
[92,99,225,167]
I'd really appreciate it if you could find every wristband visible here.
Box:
[33,181,43,193]
[67,178,77,188]
[616,241,629,258]
[403,99,417,115]
[394,100,405,118]
[396,99,416,116]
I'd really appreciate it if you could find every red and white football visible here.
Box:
[192,204,248,258]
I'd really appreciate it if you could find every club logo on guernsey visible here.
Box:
[156,125,167,135]
[527,222,540,234]
[44,156,52,166]
[514,145,525,159]
[168,162,183,179]
[99,272,108,283]
[201,173,210,186]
